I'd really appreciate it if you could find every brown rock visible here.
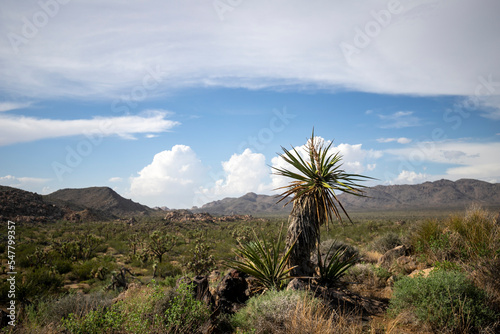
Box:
[394,256,418,274]
[287,278,307,291]
[214,270,249,314]
[378,245,409,269]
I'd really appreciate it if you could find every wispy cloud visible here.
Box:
[0,175,50,190]
[378,111,422,129]
[0,101,32,112]
[0,1,499,98]
[385,140,500,182]
[108,177,123,183]
[0,110,179,146]
[377,137,412,144]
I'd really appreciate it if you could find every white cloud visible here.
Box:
[108,177,123,183]
[0,1,499,98]
[270,137,381,190]
[0,110,179,146]
[198,149,272,204]
[385,140,500,182]
[377,137,412,144]
[0,101,32,112]
[128,145,206,209]
[0,175,50,191]
[392,170,431,184]
[378,111,421,129]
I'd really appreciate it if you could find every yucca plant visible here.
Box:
[317,240,359,285]
[273,130,372,276]
[227,225,296,291]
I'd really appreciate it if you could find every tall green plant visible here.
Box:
[227,226,295,290]
[317,241,359,285]
[273,130,372,276]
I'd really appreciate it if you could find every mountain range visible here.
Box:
[1,179,499,222]
[193,179,500,215]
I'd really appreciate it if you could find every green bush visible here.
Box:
[53,258,73,274]
[389,269,497,332]
[163,281,211,333]
[317,240,359,285]
[227,227,293,291]
[62,305,123,334]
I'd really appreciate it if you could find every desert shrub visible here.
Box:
[370,232,403,253]
[163,281,211,333]
[316,239,359,262]
[16,268,63,302]
[316,240,359,286]
[410,219,452,262]
[228,227,293,291]
[231,289,317,333]
[113,281,210,333]
[53,258,73,274]
[24,291,116,329]
[389,269,497,333]
[71,260,97,281]
[232,289,353,334]
[445,205,498,259]
[156,261,183,278]
[62,304,123,334]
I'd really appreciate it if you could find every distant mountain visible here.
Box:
[193,179,500,215]
[192,192,290,216]
[337,179,500,210]
[44,187,151,217]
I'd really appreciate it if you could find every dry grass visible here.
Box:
[286,294,364,334]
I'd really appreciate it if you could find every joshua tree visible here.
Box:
[273,131,371,277]
[147,231,179,263]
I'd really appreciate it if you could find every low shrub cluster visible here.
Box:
[231,289,362,334]
[389,269,498,333]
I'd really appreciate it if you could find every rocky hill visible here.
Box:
[44,187,151,217]
[338,178,500,210]
[0,185,66,223]
[192,192,290,216]
[194,179,500,215]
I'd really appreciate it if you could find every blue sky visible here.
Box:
[1,0,499,208]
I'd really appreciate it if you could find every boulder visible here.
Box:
[287,278,307,291]
[394,255,418,274]
[378,245,409,269]
[214,270,249,314]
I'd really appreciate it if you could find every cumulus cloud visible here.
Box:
[197,149,272,205]
[270,137,381,190]
[1,1,499,98]
[129,145,206,209]
[0,110,179,146]
[392,170,431,184]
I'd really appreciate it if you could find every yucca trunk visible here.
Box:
[286,196,322,277]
